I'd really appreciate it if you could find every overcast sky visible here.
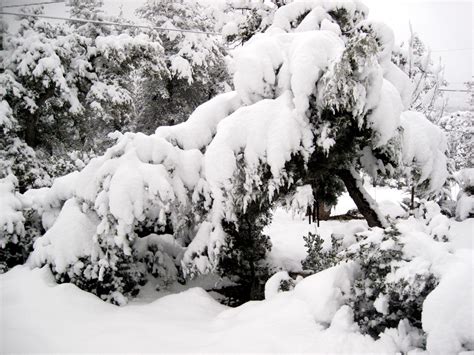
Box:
[2,0,472,109]
[365,0,472,109]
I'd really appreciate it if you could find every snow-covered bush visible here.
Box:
[301,220,443,341]
[0,137,51,193]
[400,111,449,199]
[301,231,342,273]
[343,224,438,339]
[216,198,273,305]
[0,175,42,273]
[28,0,449,304]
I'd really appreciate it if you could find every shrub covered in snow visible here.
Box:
[343,224,438,339]
[27,0,450,305]
[301,231,342,274]
[301,220,447,342]
[0,175,42,273]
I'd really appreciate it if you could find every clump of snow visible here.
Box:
[264,270,294,299]
[30,199,98,274]
[205,91,310,187]
[367,79,403,147]
[22,171,79,230]
[293,262,357,324]
[400,111,449,194]
[373,293,389,315]
[233,29,344,111]
[155,91,242,150]
[455,168,474,221]
[456,193,474,221]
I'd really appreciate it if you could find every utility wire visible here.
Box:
[439,89,470,92]
[0,11,221,36]
[1,10,473,47]
[431,48,473,53]
[2,1,65,8]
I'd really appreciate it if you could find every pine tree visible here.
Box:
[134,0,229,132]
[218,0,288,46]
[1,6,165,166]
[27,1,450,305]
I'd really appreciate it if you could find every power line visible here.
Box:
[431,48,473,53]
[0,11,221,36]
[1,10,473,48]
[439,89,470,93]
[2,1,65,8]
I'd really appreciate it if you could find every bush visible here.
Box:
[302,222,439,341]
[342,224,438,339]
[0,175,44,273]
[301,231,342,273]
[217,200,273,306]
[49,234,181,305]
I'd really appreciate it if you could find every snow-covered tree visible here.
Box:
[438,111,473,170]
[392,28,447,123]
[134,0,229,132]
[1,7,164,154]
[217,0,288,46]
[465,79,474,107]
[28,0,449,304]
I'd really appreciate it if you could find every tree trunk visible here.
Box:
[336,168,385,228]
[25,114,38,148]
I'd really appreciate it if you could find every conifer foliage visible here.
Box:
[5,1,449,306]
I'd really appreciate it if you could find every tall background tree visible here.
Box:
[134,0,229,132]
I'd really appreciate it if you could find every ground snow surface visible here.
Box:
[1,189,473,353]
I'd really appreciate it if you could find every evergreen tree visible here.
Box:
[134,0,229,132]
[218,0,289,46]
[0,6,165,178]
[27,1,449,305]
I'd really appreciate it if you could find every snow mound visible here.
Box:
[293,262,357,324]
[422,250,474,354]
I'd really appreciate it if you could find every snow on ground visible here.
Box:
[333,181,408,216]
[2,193,472,352]
[0,266,399,353]
[267,184,406,272]
[266,208,367,272]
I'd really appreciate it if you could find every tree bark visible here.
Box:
[336,168,385,228]
[24,114,38,148]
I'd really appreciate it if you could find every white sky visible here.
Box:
[2,0,473,109]
[365,0,473,109]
